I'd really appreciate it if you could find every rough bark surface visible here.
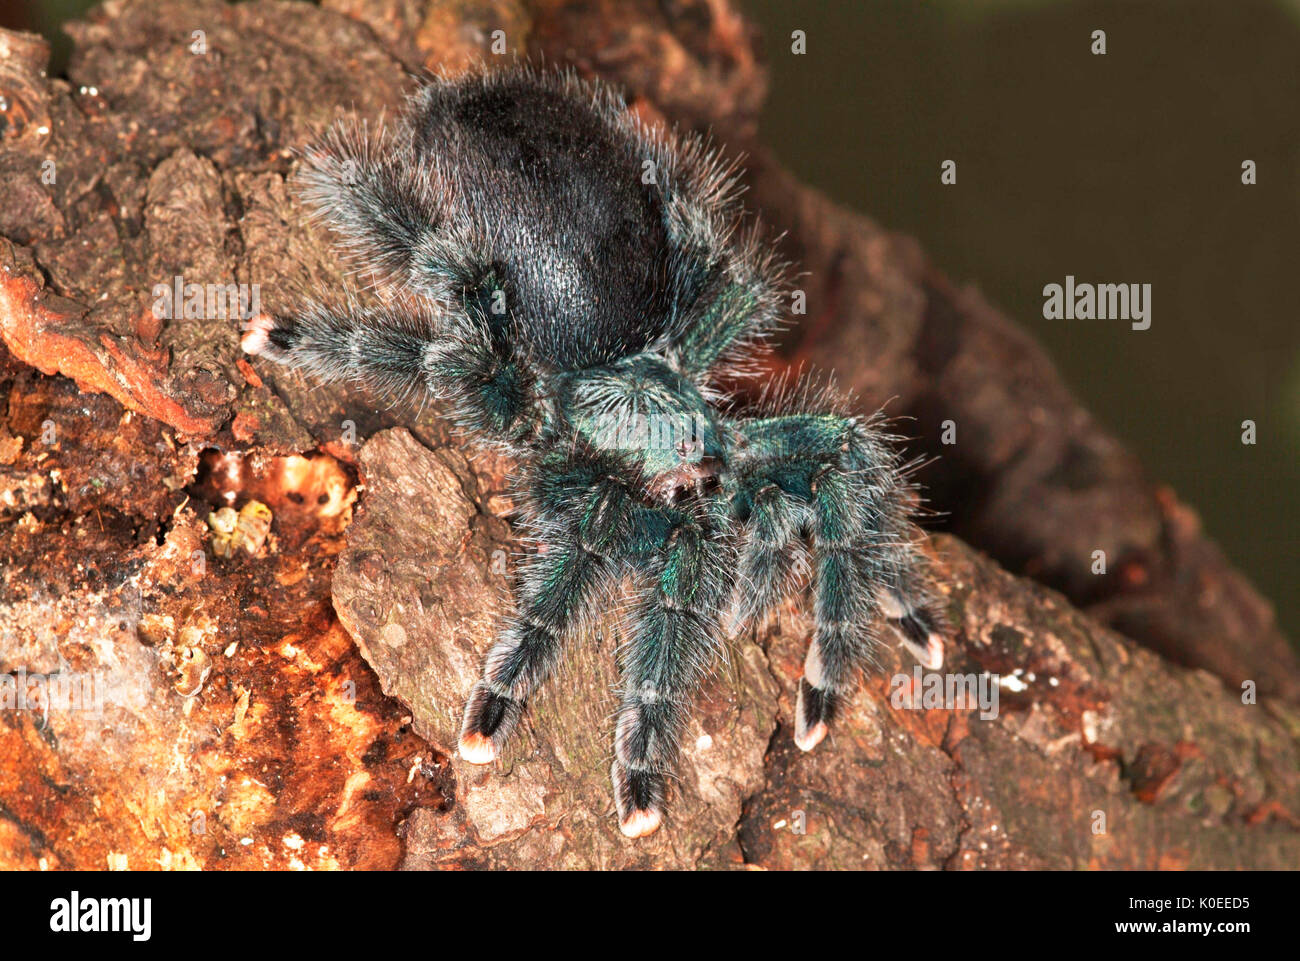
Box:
[0,0,1296,870]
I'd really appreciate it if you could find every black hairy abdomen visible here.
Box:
[414,78,676,369]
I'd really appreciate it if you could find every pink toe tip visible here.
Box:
[240,313,274,355]
[458,731,499,764]
[794,720,828,752]
[924,634,945,671]
[619,807,662,839]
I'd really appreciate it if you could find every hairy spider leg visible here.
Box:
[875,568,946,672]
[728,414,944,751]
[460,453,632,762]
[726,478,810,632]
[241,291,538,446]
[671,268,781,379]
[294,119,441,283]
[842,426,947,673]
[611,499,734,837]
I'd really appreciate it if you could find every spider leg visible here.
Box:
[877,573,945,671]
[460,455,633,762]
[844,426,947,674]
[729,414,945,752]
[725,480,809,633]
[611,501,732,838]
[673,269,782,378]
[795,462,880,750]
[250,115,544,446]
[241,296,539,447]
[294,117,443,285]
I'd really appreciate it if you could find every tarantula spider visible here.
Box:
[242,67,945,839]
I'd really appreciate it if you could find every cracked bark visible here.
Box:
[0,0,1297,870]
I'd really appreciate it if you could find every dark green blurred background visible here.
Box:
[744,0,1299,638]
[4,0,1297,637]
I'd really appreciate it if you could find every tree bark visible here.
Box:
[0,0,1296,870]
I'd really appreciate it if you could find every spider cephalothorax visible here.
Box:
[243,66,945,839]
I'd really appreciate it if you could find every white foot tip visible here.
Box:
[924,634,945,671]
[618,807,662,839]
[458,732,499,765]
[794,720,828,752]
[901,634,945,671]
[240,313,274,355]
